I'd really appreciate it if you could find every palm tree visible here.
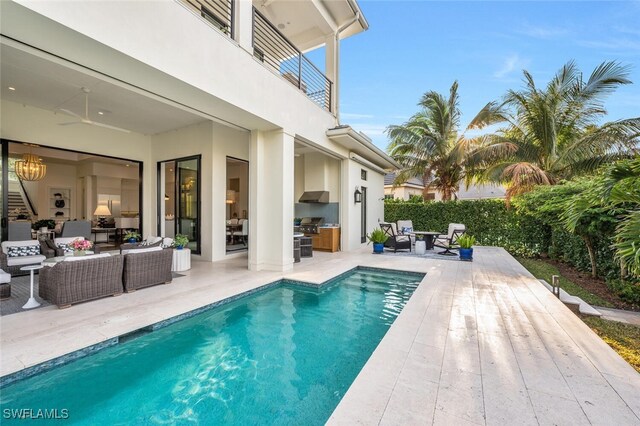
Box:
[386,81,472,201]
[467,60,640,203]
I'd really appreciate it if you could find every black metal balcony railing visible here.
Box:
[252,8,333,112]
[182,0,234,37]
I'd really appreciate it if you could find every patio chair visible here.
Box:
[397,219,416,247]
[8,222,32,241]
[434,223,466,256]
[233,219,248,245]
[379,222,411,253]
[60,220,91,239]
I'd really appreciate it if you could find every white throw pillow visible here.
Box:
[63,253,111,262]
[122,246,163,255]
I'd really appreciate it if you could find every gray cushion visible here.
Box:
[7,255,46,266]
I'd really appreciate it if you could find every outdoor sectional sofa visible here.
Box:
[38,246,173,308]
[122,247,173,292]
[39,254,124,309]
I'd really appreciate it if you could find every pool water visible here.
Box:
[0,268,422,425]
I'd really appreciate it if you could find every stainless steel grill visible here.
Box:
[296,217,324,234]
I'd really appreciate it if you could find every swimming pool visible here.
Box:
[0,268,423,425]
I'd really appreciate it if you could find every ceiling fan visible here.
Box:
[58,87,130,133]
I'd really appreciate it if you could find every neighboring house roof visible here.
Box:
[384,172,425,188]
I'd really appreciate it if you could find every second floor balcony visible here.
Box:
[180,0,367,114]
[252,7,332,112]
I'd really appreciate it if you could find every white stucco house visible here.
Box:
[384,172,506,201]
[0,0,398,271]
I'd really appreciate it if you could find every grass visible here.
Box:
[518,257,640,373]
[581,316,640,373]
[517,257,612,307]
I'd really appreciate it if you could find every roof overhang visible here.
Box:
[254,0,369,52]
[326,125,400,170]
[384,182,425,190]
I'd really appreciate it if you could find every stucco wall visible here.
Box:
[0,100,154,233]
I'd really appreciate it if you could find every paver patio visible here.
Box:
[1,247,639,425]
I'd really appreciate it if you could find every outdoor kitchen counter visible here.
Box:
[312,227,340,252]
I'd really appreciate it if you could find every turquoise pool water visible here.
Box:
[0,268,422,425]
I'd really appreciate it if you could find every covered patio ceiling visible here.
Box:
[0,42,207,136]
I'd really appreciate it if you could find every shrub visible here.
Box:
[384,199,548,257]
[607,279,640,305]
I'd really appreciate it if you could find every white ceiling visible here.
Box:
[254,0,367,52]
[0,44,206,135]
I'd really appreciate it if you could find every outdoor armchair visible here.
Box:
[434,223,466,255]
[0,240,47,276]
[379,222,411,252]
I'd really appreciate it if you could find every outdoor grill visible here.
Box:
[296,217,324,234]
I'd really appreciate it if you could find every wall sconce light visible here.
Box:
[354,187,362,203]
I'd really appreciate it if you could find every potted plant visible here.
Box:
[32,219,55,231]
[124,231,141,243]
[173,234,189,250]
[366,228,388,254]
[457,234,476,261]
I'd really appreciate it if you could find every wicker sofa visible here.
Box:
[39,254,124,308]
[122,247,173,292]
[0,240,48,276]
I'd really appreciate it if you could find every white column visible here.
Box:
[249,129,295,271]
[325,34,339,118]
[235,0,254,54]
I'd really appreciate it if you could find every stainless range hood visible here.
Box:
[298,191,329,203]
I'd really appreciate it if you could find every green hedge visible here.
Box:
[384,199,619,279]
[384,199,548,257]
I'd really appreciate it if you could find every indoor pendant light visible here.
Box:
[15,153,47,181]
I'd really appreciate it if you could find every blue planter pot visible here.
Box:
[176,245,184,250]
[459,247,473,261]
[128,238,137,243]
[373,243,384,254]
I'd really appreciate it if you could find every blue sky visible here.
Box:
[330,1,640,150]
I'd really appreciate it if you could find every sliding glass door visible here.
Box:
[0,142,7,241]
[158,156,200,254]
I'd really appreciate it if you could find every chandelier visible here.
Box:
[15,154,47,181]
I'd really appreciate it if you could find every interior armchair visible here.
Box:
[434,223,466,256]
[379,222,411,253]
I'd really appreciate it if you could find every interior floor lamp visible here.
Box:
[226,190,236,218]
[94,205,112,228]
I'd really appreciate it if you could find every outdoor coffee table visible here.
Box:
[20,264,44,309]
[410,231,441,250]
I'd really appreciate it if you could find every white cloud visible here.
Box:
[340,112,374,120]
[493,54,529,79]
[355,124,388,136]
[518,24,569,39]
[577,38,640,52]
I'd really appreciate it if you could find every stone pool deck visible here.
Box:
[1,247,639,424]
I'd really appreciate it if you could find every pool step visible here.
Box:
[341,278,417,294]
[539,279,601,317]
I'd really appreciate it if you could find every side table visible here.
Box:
[20,264,44,309]
[172,248,191,272]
